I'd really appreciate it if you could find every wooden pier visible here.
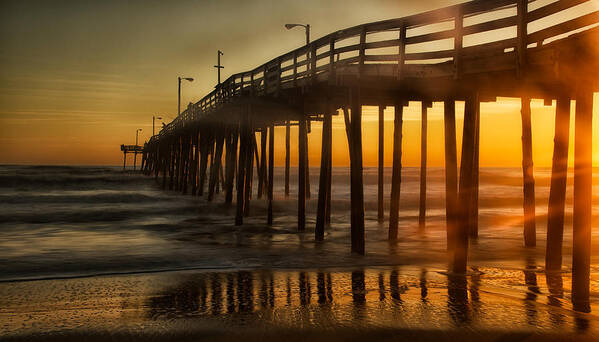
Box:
[140,0,598,308]
[121,144,144,170]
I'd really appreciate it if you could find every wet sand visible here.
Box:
[1,266,598,341]
[1,166,598,340]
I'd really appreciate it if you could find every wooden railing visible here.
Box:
[152,0,598,141]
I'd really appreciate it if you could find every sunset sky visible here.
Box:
[0,0,598,167]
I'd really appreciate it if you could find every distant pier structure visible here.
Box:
[121,144,144,170]
[140,0,598,308]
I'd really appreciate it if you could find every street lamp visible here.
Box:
[285,23,310,45]
[135,128,143,146]
[285,23,311,73]
[153,116,163,136]
[214,50,224,85]
[178,76,194,116]
[134,128,142,171]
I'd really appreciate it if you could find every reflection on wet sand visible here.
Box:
[142,267,595,337]
[447,274,469,326]
[523,258,540,326]
[546,270,565,327]
[2,266,597,339]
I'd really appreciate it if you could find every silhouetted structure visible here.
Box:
[141,0,598,306]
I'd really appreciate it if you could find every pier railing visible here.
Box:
[153,0,598,140]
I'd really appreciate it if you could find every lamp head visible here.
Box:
[157,117,162,120]
[184,77,194,82]
[285,24,300,30]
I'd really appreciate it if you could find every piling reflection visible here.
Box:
[143,267,595,336]
[523,258,540,326]
[447,273,469,326]
[420,269,428,302]
[545,271,565,327]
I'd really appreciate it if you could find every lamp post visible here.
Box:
[153,116,162,136]
[178,77,194,116]
[285,23,312,198]
[134,128,142,171]
[214,50,224,85]
[285,23,310,45]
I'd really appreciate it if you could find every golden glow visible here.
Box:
[0,0,598,166]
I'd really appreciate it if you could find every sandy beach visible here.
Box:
[1,265,598,341]
[1,166,598,341]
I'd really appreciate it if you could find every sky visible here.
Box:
[0,0,598,167]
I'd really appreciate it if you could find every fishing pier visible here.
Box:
[138,0,599,308]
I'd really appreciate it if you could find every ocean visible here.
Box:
[0,165,598,340]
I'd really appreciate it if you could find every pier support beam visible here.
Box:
[521,96,536,247]
[572,86,593,309]
[258,129,267,199]
[389,100,404,242]
[305,121,311,199]
[169,143,175,190]
[225,127,238,204]
[378,105,385,223]
[453,94,478,274]
[298,117,307,231]
[285,121,290,198]
[236,116,250,226]
[182,135,191,195]
[244,132,255,216]
[198,130,210,196]
[162,144,168,189]
[349,91,365,254]
[316,110,333,241]
[444,100,458,250]
[209,128,225,201]
[470,103,480,238]
[191,131,200,195]
[545,96,570,271]
[267,124,275,225]
[419,102,430,228]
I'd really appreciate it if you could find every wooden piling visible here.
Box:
[176,138,184,191]
[572,86,592,308]
[169,143,175,190]
[453,94,478,274]
[470,102,480,238]
[236,115,250,226]
[349,91,365,255]
[285,121,290,198]
[267,124,274,225]
[191,131,200,195]
[244,131,255,216]
[182,135,191,195]
[208,128,225,201]
[444,100,458,250]
[545,96,570,271]
[298,117,307,231]
[198,131,210,196]
[378,105,385,223]
[225,127,238,204]
[326,136,332,226]
[162,143,168,189]
[389,100,404,242]
[521,96,536,247]
[258,129,267,199]
[419,102,430,228]
[316,111,332,241]
[305,121,311,199]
